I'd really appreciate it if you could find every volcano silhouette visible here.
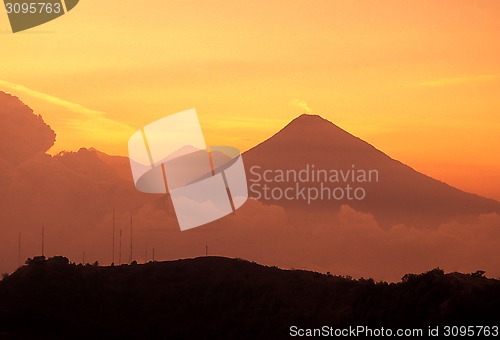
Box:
[243,114,500,227]
[1,92,500,278]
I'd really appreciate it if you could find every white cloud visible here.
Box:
[290,99,313,113]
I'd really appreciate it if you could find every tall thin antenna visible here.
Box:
[119,229,122,265]
[112,208,115,265]
[18,232,21,267]
[83,250,85,264]
[41,226,45,257]
[152,248,155,262]
[145,242,148,263]
[129,213,133,263]
[206,243,208,257]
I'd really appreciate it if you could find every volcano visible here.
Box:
[1,92,499,279]
[243,114,500,227]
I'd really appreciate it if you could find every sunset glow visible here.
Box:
[1,0,499,200]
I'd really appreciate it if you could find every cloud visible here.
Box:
[0,80,105,117]
[0,92,55,164]
[418,74,499,87]
[289,99,313,113]
[296,206,500,282]
[0,80,134,153]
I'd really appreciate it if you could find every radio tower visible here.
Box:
[119,229,122,265]
[112,208,115,265]
[18,232,21,267]
[41,226,45,257]
[129,213,133,263]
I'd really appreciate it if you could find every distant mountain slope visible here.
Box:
[0,256,499,339]
[243,114,500,227]
[1,92,499,283]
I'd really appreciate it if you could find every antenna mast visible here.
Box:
[42,226,45,257]
[18,232,21,267]
[119,229,122,265]
[112,208,115,264]
[129,213,133,263]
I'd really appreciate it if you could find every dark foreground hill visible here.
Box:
[1,257,499,339]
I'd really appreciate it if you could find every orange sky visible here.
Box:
[0,0,499,200]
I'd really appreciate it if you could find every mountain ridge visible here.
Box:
[243,113,499,227]
[1,92,499,281]
[1,255,499,339]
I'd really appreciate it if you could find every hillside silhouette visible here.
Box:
[0,256,499,339]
